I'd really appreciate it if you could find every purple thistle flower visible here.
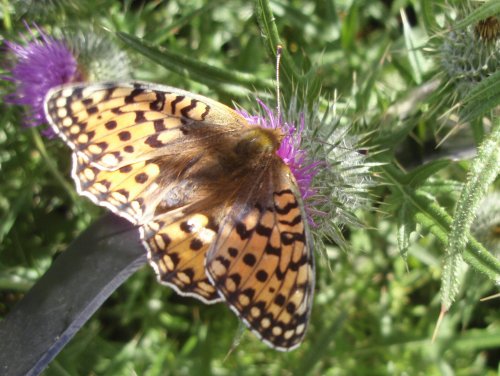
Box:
[3,24,79,137]
[238,100,322,224]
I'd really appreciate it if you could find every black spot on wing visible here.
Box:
[199,104,210,120]
[256,223,272,237]
[180,99,198,118]
[280,231,305,245]
[135,111,146,123]
[275,200,299,215]
[236,222,253,240]
[105,120,117,130]
[243,253,257,267]
[278,214,302,226]
[82,98,93,106]
[86,106,98,115]
[170,95,184,114]
[150,91,166,111]
[124,88,145,104]
[153,119,166,132]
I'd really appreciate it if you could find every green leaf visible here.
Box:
[397,202,415,261]
[442,117,500,309]
[406,159,451,188]
[382,164,500,282]
[449,329,500,352]
[295,312,347,375]
[400,9,423,84]
[149,1,222,45]
[454,1,500,30]
[116,32,272,96]
[419,0,438,32]
[255,0,320,106]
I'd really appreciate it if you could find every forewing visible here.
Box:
[206,167,315,351]
[44,81,248,170]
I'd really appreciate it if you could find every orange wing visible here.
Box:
[206,168,314,351]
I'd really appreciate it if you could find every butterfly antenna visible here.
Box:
[276,45,283,120]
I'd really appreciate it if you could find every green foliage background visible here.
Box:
[1,0,499,374]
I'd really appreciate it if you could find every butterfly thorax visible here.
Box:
[211,126,284,175]
[231,127,283,159]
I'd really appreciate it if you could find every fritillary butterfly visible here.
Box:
[44,82,314,351]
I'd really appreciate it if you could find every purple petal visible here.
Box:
[239,100,321,224]
[3,23,78,135]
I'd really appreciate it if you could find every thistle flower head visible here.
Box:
[475,16,500,43]
[239,99,322,204]
[3,24,79,134]
[239,96,373,249]
[3,23,131,137]
[436,10,500,97]
[440,27,500,92]
[60,25,132,82]
[423,4,500,134]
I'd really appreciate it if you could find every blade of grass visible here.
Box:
[116,32,272,94]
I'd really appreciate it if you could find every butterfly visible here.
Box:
[43,81,314,351]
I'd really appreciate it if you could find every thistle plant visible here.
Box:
[59,25,132,82]
[440,16,500,96]
[425,2,500,312]
[2,24,131,136]
[3,24,79,135]
[428,3,500,124]
[239,96,374,251]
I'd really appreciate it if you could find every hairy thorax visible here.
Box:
[218,127,284,170]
